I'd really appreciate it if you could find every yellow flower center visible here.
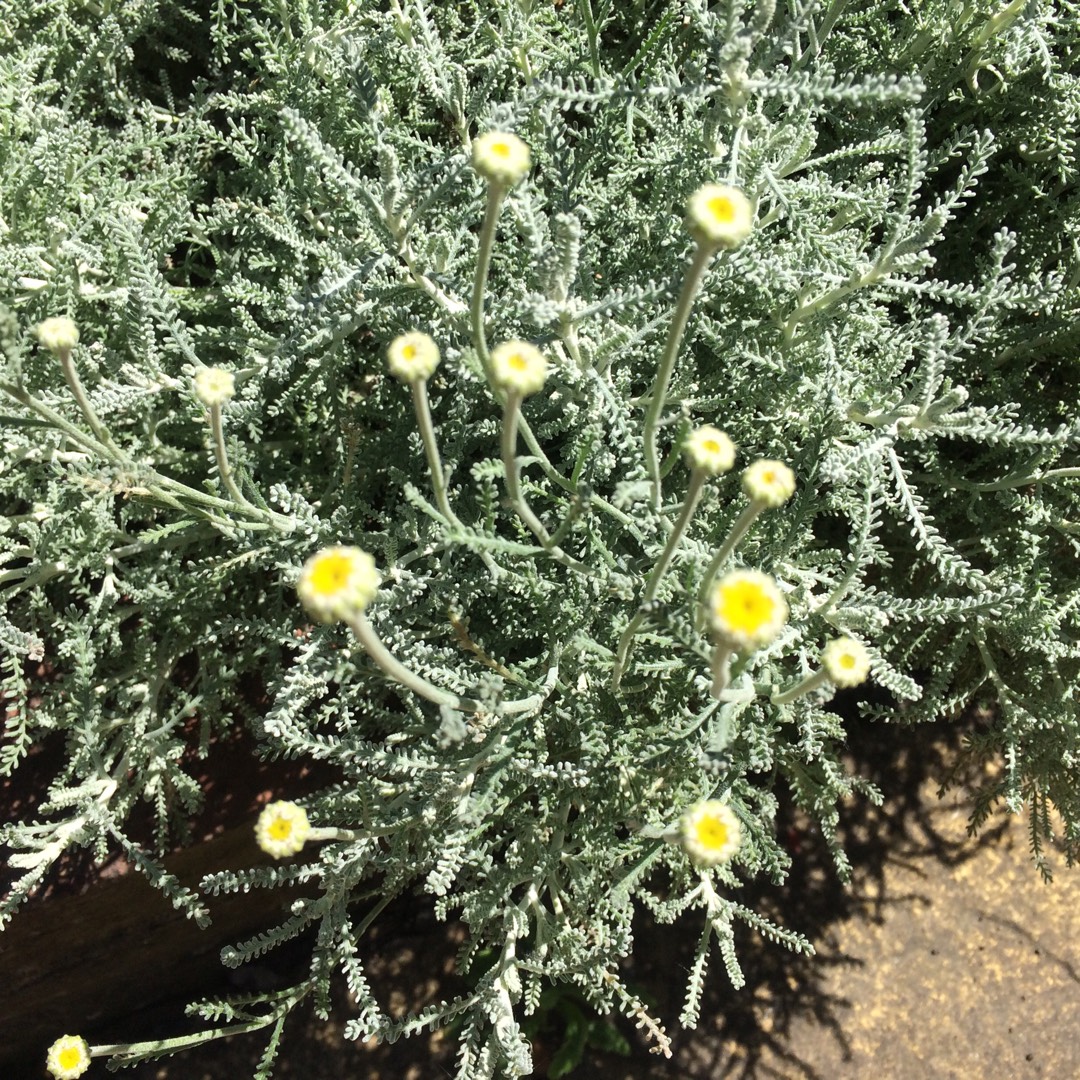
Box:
[491,141,511,158]
[268,815,293,840]
[308,552,353,596]
[702,439,720,454]
[718,581,776,633]
[707,196,736,223]
[762,470,776,484]
[694,813,730,850]
[508,353,528,371]
[59,1047,81,1069]
[402,344,417,360]
[838,653,856,669]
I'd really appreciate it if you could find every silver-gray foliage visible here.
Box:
[1,0,1078,1075]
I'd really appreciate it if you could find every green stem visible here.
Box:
[694,501,765,630]
[771,668,828,706]
[612,469,708,689]
[501,394,595,576]
[642,242,716,510]
[472,183,507,389]
[345,612,556,716]
[710,642,733,698]
[58,349,118,455]
[209,402,254,509]
[96,983,312,1064]
[502,392,552,545]
[411,379,461,525]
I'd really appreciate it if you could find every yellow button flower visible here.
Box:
[684,425,736,476]
[821,637,871,687]
[193,366,236,407]
[46,1035,91,1079]
[491,340,548,397]
[680,799,742,867]
[387,331,440,383]
[35,317,80,355]
[686,184,753,248]
[472,130,531,186]
[297,545,380,622]
[742,459,796,508]
[255,800,311,859]
[709,569,788,651]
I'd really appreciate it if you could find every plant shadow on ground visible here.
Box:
[4,708,1007,1079]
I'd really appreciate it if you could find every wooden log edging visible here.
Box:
[0,825,302,1067]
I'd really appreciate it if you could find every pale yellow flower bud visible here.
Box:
[194,366,236,407]
[680,799,742,867]
[472,131,531,186]
[46,1035,91,1079]
[742,459,796,507]
[684,425,736,476]
[491,340,548,397]
[821,637,871,688]
[686,184,754,249]
[35,317,80,356]
[255,800,311,859]
[387,331,440,383]
[297,545,380,622]
[709,569,788,651]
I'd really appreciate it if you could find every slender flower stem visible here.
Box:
[501,395,595,576]
[612,468,708,689]
[642,241,716,510]
[694,500,766,630]
[345,612,557,716]
[57,348,118,455]
[94,983,314,1065]
[347,611,484,711]
[471,182,507,388]
[710,642,734,698]
[2,381,295,534]
[502,392,553,545]
[209,402,254,509]
[771,668,829,705]
[411,378,461,525]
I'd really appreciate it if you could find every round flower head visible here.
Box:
[255,800,311,859]
[681,799,742,867]
[472,130,531,186]
[491,340,548,397]
[685,425,736,476]
[387,331,440,383]
[297,545,380,622]
[821,636,871,688]
[46,1035,91,1080]
[686,184,754,249]
[194,366,236,407]
[742,459,796,508]
[35,317,80,356]
[709,569,788,651]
